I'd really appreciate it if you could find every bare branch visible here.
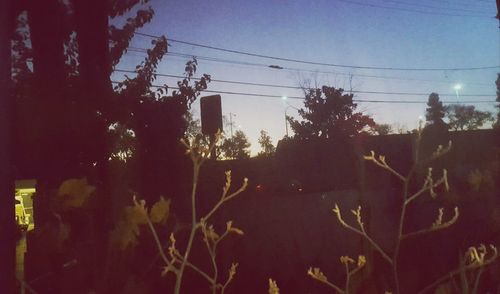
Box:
[307,267,345,294]
[203,177,248,223]
[401,207,459,240]
[333,204,393,265]
[417,244,498,294]
[364,151,406,182]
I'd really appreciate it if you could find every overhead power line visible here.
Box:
[433,0,494,7]
[111,80,497,104]
[134,32,500,72]
[132,48,273,68]
[381,0,492,14]
[113,68,497,97]
[338,0,495,17]
[125,47,493,86]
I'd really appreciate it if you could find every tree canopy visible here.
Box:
[184,111,202,140]
[288,86,375,140]
[258,130,275,156]
[11,0,211,200]
[10,1,214,292]
[220,130,251,159]
[425,92,447,128]
[445,104,494,131]
[372,123,393,135]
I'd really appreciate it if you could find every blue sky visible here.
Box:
[115,0,500,154]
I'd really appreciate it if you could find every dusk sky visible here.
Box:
[114,0,500,154]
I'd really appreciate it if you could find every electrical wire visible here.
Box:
[111,80,497,103]
[124,47,494,86]
[134,32,500,71]
[434,0,493,6]
[380,0,492,14]
[113,68,497,98]
[338,0,495,18]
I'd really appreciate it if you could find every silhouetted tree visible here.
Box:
[220,130,251,159]
[115,55,211,199]
[12,0,212,198]
[108,123,136,162]
[10,1,211,292]
[421,93,450,161]
[184,111,202,139]
[372,123,392,135]
[1,0,16,291]
[392,123,409,134]
[258,130,275,156]
[12,0,158,183]
[288,86,375,140]
[445,104,494,131]
[425,92,447,128]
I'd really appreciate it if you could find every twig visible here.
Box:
[203,180,248,223]
[471,267,484,294]
[343,257,365,294]
[417,245,498,294]
[220,263,238,294]
[17,277,39,294]
[362,142,453,294]
[174,134,245,294]
[145,213,173,268]
[173,255,215,285]
[333,205,393,265]
[363,151,406,182]
[401,207,459,240]
[308,268,345,294]
[174,163,200,294]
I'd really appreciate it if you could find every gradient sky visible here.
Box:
[114,0,500,154]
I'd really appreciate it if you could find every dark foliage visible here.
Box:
[258,130,275,156]
[220,130,251,159]
[372,123,392,135]
[445,104,493,131]
[425,92,447,128]
[10,0,211,292]
[288,86,375,140]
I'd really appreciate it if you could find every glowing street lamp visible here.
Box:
[281,96,300,137]
[418,115,424,128]
[282,96,291,137]
[454,84,462,100]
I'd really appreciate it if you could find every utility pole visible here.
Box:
[284,108,289,137]
[229,112,236,137]
[282,96,298,138]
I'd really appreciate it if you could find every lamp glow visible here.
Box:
[454,84,462,100]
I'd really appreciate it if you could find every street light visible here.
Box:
[282,96,290,137]
[454,84,462,100]
[282,96,299,138]
[418,115,424,129]
[284,105,294,137]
